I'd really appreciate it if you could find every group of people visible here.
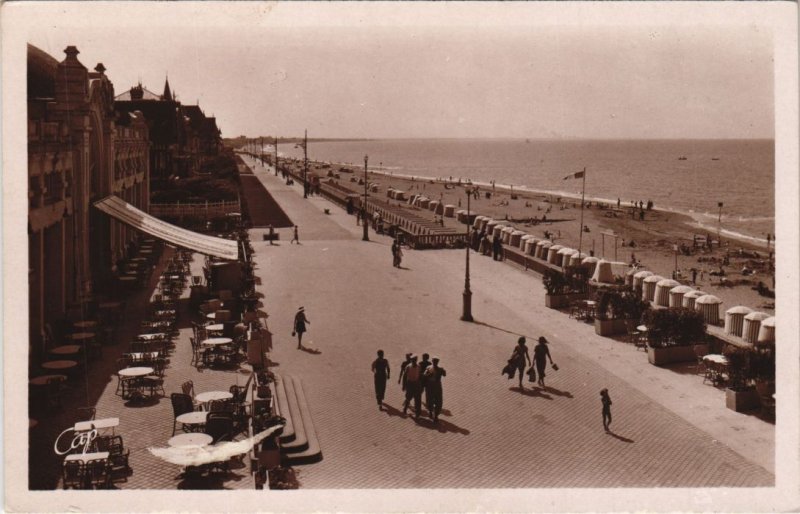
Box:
[506,336,555,389]
[474,230,504,261]
[371,351,447,422]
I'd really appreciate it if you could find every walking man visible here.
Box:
[419,353,432,409]
[402,355,422,419]
[492,234,503,261]
[398,353,412,392]
[291,225,300,244]
[601,388,613,432]
[371,350,390,409]
[268,224,275,245]
[425,357,446,422]
[293,306,310,349]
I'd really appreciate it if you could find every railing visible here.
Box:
[149,200,241,220]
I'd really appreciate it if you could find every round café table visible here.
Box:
[201,337,232,348]
[137,333,167,341]
[168,433,213,448]
[206,313,216,320]
[195,390,233,405]
[118,366,154,378]
[29,374,67,386]
[176,411,209,431]
[118,366,154,401]
[205,324,224,333]
[637,325,648,333]
[50,345,82,356]
[42,360,78,372]
[67,332,95,343]
[72,320,98,330]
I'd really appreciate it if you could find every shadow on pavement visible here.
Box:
[472,320,529,339]
[381,403,407,419]
[414,416,470,435]
[299,346,322,355]
[544,386,574,398]
[510,386,553,400]
[608,431,635,443]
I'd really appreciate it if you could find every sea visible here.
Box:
[278,139,774,244]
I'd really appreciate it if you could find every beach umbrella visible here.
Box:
[724,305,754,337]
[756,316,775,345]
[654,279,681,307]
[511,230,526,248]
[546,244,564,264]
[742,311,771,344]
[632,270,653,291]
[641,274,665,303]
[536,240,553,259]
[696,294,723,326]
[682,290,707,310]
[148,425,283,468]
[668,285,695,308]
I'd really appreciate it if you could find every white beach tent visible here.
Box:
[632,270,653,291]
[581,256,600,275]
[473,215,486,230]
[742,311,771,344]
[520,235,535,253]
[501,226,515,244]
[568,252,588,267]
[511,230,526,248]
[695,294,723,326]
[654,279,681,307]
[591,259,629,283]
[485,220,499,236]
[479,217,491,232]
[642,274,665,303]
[429,200,440,212]
[536,240,553,259]
[724,305,754,337]
[547,244,564,264]
[395,191,406,201]
[756,316,775,345]
[682,290,707,310]
[492,224,507,239]
[444,205,456,217]
[557,247,577,268]
[668,285,695,308]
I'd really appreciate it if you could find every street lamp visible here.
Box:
[303,129,309,199]
[461,187,473,322]
[362,154,370,242]
[274,136,279,176]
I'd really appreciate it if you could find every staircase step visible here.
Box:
[280,375,309,454]
[283,376,323,465]
[274,375,296,444]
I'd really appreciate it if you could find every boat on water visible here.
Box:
[678,156,687,160]
[711,157,720,161]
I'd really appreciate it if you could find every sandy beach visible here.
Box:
[286,157,775,316]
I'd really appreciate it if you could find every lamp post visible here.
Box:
[303,129,308,199]
[461,187,473,322]
[362,154,369,242]
[274,136,279,176]
[717,201,723,247]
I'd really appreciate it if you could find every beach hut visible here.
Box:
[641,275,665,303]
[485,220,498,236]
[632,270,654,293]
[444,205,456,218]
[480,217,492,232]
[435,203,445,215]
[521,235,535,254]
[568,252,587,267]
[492,224,506,240]
[511,230,526,248]
[668,285,695,308]
[756,316,775,346]
[724,306,753,337]
[581,256,599,275]
[387,188,396,199]
[408,194,418,205]
[557,247,577,267]
[695,294,723,326]
[418,197,430,209]
[428,200,440,212]
[654,279,681,307]
[682,290,707,310]
[395,191,406,201]
[501,226,515,244]
[370,184,380,193]
[456,210,467,223]
[547,244,564,265]
[472,215,486,230]
[591,259,617,283]
[742,311,770,344]
[536,240,553,259]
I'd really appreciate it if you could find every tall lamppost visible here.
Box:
[274,136,279,176]
[303,129,309,199]
[461,187,473,322]
[717,201,724,247]
[362,154,370,242]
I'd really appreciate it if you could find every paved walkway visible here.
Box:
[243,155,774,488]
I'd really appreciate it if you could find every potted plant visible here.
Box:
[642,307,707,366]
[543,269,570,309]
[723,346,760,412]
[594,290,626,336]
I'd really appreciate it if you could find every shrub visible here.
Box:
[543,269,568,296]
[642,307,706,348]
[723,346,754,391]
[618,290,650,321]
[595,290,624,321]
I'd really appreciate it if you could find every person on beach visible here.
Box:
[425,358,446,422]
[533,336,555,388]
[419,353,432,409]
[510,337,531,389]
[492,234,503,261]
[398,352,412,391]
[371,350,390,409]
[391,240,399,267]
[692,268,698,284]
[290,225,299,244]
[480,233,491,256]
[403,355,422,419]
[268,224,275,245]
[293,306,310,349]
[601,388,613,432]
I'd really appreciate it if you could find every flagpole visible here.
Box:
[578,167,586,256]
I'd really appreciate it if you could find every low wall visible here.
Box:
[150,200,241,220]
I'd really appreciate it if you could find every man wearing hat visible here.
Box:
[425,357,446,422]
[293,306,310,349]
[402,355,422,419]
[398,353,412,392]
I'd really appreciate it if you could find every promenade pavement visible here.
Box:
[243,155,774,489]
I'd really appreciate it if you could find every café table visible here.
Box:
[75,417,119,434]
[703,354,729,385]
[168,433,213,448]
[118,366,154,400]
[64,451,110,463]
[72,320,98,330]
[50,345,82,356]
[195,390,233,408]
[637,325,648,333]
[137,332,167,341]
[126,351,160,362]
[67,332,95,344]
[201,337,232,348]
[206,312,217,320]
[29,374,67,386]
[176,411,209,432]
[205,324,224,333]
[42,360,78,372]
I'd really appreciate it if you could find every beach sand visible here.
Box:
[288,158,776,316]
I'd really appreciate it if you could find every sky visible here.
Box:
[22,3,775,140]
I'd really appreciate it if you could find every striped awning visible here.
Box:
[93,195,239,260]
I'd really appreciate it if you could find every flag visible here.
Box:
[563,170,585,180]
